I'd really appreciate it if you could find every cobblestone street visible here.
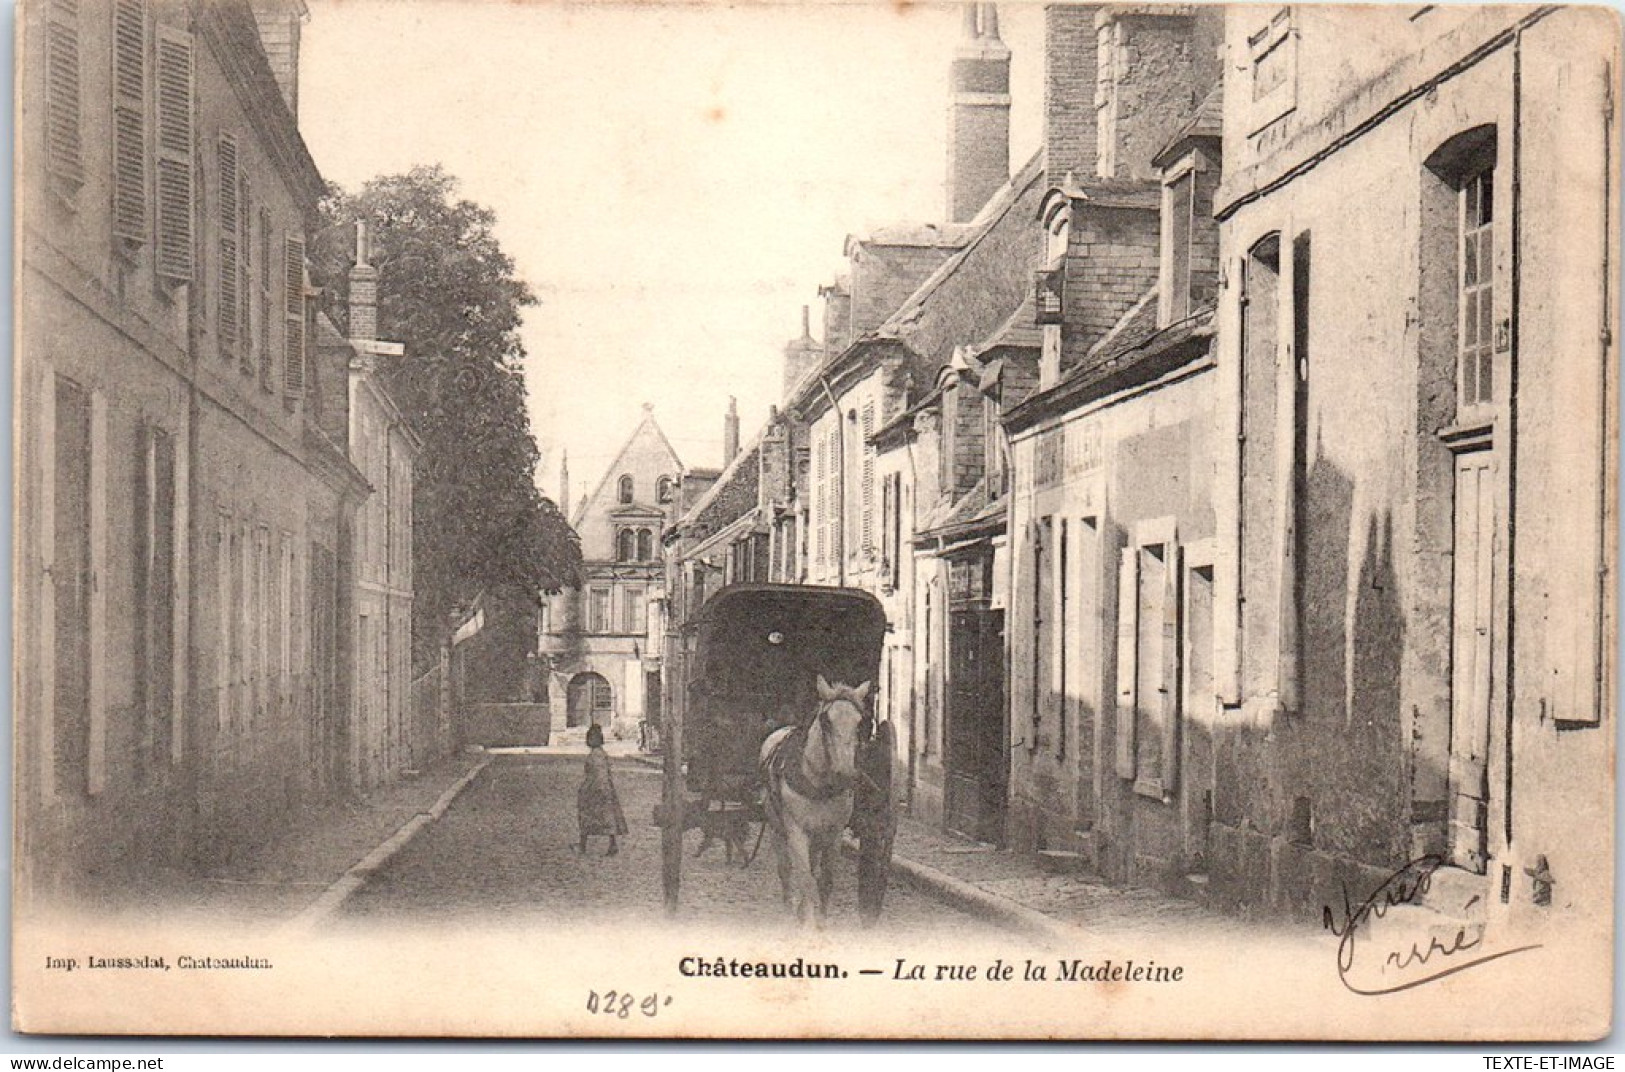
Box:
[336,752,1008,936]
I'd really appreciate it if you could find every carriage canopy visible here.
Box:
[684,583,886,797]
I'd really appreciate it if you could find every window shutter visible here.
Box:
[258,208,274,390]
[218,133,239,352]
[111,0,146,241]
[861,401,875,554]
[239,177,253,375]
[45,0,84,192]
[154,26,193,281]
[283,233,306,397]
[1114,545,1139,780]
[1160,544,1182,795]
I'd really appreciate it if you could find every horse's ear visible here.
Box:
[853,680,873,705]
[816,674,834,701]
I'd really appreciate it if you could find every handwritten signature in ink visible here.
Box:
[1321,854,1540,995]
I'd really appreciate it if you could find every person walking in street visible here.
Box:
[577,724,628,856]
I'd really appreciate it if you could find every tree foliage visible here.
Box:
[311,165,580,662]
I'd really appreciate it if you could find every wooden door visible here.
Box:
[1448,450,1495,872]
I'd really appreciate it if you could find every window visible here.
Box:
[1248,9,1295,114]
[1164,170,1195,323]
[636,528,653,562]
[133,423,175,776]
[1458,167,1495,413]
[617,474,634,504]
[111,0,146,243]
[623,586,645,635]
[154,24,193,281]
[1116,522,1180,800]
[656,476,674,504]
[617,528,636,563]
[588,587,610,633]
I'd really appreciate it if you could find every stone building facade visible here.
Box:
[541,407,684,741]
[1204,4,1617,926]
[15,0,371,898]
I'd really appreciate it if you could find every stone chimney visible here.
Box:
[947,3,1012,224]
[250,0,306,120]
[348,220,378,344]
[783,305,822,398]
[1043,4,1101,183]
[820,278,853,358]
[723,397,740,467]
[1093,8,1223,181]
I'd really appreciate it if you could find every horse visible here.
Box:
[759,674,870,927]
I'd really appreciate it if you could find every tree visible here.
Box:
[311,166,580,665]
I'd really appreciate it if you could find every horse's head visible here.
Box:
[812,673,871,783]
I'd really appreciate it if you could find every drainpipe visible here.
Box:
[1502,28,1523,849]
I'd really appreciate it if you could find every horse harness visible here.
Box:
[763,701,856,806]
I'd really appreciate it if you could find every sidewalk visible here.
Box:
[870,810,1275,945]
[136,749,489,930]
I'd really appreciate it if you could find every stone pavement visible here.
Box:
[130,741,1301,946]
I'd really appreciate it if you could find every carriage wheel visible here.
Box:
[855,720,895,925]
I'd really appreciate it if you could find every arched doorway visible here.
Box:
[567,672,614,728]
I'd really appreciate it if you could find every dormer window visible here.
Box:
[656,475,674,504]
[617,474,633,504]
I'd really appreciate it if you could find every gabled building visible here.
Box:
[541,406,683,741]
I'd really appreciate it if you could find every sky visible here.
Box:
[299,0,1046,508]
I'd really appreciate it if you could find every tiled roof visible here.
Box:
[1153,82,1223,168]
[1084,287,1161,364]
[969,291,1043,357]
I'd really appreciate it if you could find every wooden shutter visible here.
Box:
[45,0,84,191]
[861,401,875,553]
[218,133,239,352]
[111,0,146,241]
[1114,545,1138,780]
[239,176,254,375]
[154,26,193,281]
[283,233,306,397]
[1159,543,1182,795]
[259,208,274,390]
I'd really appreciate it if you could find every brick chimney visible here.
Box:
[820,278,853,358]
[1043,4,1101,184]
[723,396,740,466]
[946,3,1011,223]
[348,220,378,343]
[783,305,822,398]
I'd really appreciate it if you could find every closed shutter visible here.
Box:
[218,133,239,353]
[111,0,146,242]
[861,401,875,554]
[45,0,84,191]
[1114,545,1138,780]
[283,234,306,398]
[1159,543,1182,794]
[259,208,273,390]
[239,177,253,375]
[154,25,193,281]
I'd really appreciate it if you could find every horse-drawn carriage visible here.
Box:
[658,583,895,924]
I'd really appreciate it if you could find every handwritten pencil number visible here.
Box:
[587,990,671,1018]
